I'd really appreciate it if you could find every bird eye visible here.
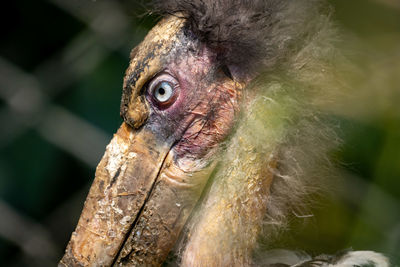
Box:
[147,73,179,109]
[154,81,174,103]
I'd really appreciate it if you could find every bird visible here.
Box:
[59,0,390,266]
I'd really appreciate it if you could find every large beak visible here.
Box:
[60,122,214,266]
[60,15,221,266]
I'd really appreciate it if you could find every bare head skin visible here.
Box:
[60,1,390,266]
[60,14,248,266]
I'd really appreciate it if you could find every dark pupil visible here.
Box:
[158,87,166,95]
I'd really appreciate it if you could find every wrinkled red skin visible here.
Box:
[146,44,242,166]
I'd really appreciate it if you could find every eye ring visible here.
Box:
[147,73,179,109]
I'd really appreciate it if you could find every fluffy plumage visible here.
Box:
[152,0,330,73]
[258,250,389,266]
[148,0,387,266]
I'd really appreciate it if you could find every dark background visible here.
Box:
[0,0,399,266]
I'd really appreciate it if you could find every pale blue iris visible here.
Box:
[154,81,173,102]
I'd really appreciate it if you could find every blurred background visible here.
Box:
[0,0,399,266]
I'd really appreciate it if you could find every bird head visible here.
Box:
[60,13,250,266]
[60,1,339,266]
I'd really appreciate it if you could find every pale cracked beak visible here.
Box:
[60,122,214,266]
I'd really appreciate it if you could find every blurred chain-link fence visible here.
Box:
[0,0,399,266]
[0,1,152,265]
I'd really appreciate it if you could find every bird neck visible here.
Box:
[179,90,282,266]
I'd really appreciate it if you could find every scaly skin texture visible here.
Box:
[120,16,186,129]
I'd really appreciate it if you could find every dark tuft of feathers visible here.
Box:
[151,0,329,74]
